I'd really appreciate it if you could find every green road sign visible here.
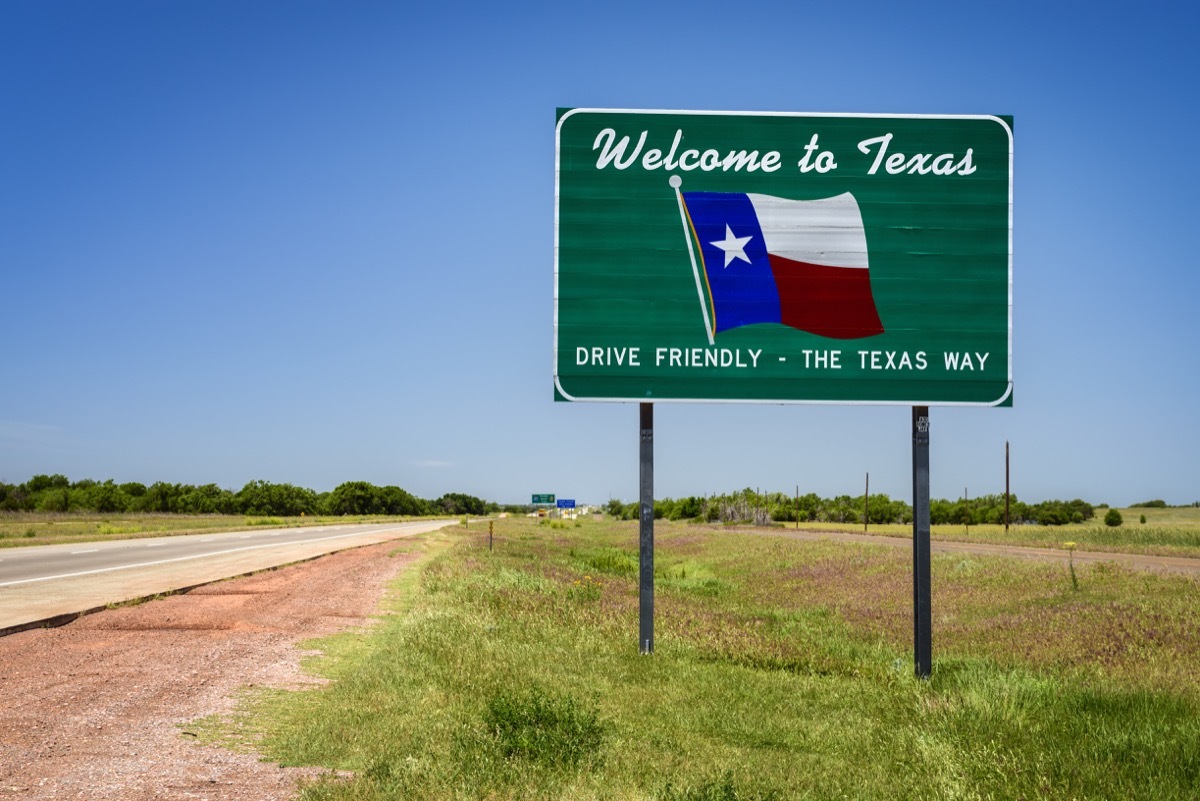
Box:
[554,109,1013,406]
[532,494,556,505]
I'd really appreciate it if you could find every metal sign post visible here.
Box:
[639,403,654,654]
[912,407,932,678]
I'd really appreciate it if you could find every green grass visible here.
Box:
[774,505,1200,558]
[1123,506,1200,526]
[212,517,1200,800]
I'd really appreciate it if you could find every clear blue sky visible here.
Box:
[2,1,1197,506]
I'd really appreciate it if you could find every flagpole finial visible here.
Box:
[669,175,681,189]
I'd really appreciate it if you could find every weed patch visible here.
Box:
[567,574,603,602]
[481,685,605,769]
[659,771,782,801]
[579,546,638,576]
[98,524,145,535]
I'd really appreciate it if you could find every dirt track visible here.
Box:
[0,540,418,800]
[739,526,1200,575]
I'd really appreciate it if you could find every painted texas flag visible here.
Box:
[679,189,884,340]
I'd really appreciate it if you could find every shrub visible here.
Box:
[1140,514,1147,524]
[585,548,638,576]
[1037,508,1067,526]
[1104,508,1123,527]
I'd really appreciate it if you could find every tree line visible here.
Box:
[0,475,505,518]
[604,488,1109,527]
[5,475,1192,524]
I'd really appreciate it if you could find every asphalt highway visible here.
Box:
[0,522,430,587]
[0,520,457,634]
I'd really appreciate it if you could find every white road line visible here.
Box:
[0,525,423,588]
[71,549,100,554]
[145,543,165,547]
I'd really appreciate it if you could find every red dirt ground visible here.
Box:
[0,541,417,800]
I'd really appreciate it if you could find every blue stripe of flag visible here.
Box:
[683,191,780,333]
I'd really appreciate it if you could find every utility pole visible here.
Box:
[864,472,869,532]
[1005,441,1011,532]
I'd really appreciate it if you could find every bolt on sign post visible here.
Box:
[554,109,1013,674]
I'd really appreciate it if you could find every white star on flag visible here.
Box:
[710,224,753,268]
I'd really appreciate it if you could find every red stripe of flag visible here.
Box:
[767,254,884,339]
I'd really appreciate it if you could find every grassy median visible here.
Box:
[212,516,1200,800]
[0,512,429,548]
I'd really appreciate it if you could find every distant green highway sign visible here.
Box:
[532,494,556,505]
[554,108,1013,406]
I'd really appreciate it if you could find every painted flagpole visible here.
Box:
[671,175,716,346]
